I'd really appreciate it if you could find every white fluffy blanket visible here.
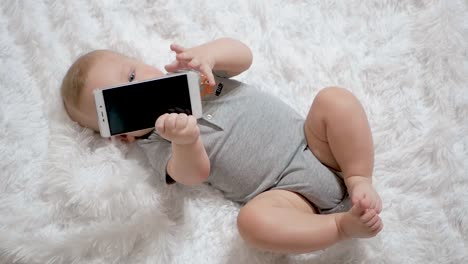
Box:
[1,1,467,263]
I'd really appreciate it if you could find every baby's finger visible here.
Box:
[186,115,200,138]
[155,114,168,134]
[188,58,201,70]
[170,44,186,54]
[186,115,198,129]
[175,113,188,129]
[200,64,215,86]
[359,195,371,210]
[165,113,178,131]
[164,60,181,73]
[176,52,193,62]
[377,199,383,214]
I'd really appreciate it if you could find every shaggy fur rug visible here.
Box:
[1,0,467,263]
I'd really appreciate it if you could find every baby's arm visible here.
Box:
[202,37,253,78]
[165,38,253,85]
[155,113,210,185]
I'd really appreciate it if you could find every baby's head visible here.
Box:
[61,50,164,141]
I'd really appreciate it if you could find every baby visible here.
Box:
[61,38,383,254]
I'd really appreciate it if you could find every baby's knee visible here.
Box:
[313,87,360,114]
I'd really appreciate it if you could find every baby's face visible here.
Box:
[80,51,165,142]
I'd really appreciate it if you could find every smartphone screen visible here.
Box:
[102,74,193,135]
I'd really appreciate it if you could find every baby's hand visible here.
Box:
[155,113,200,145]
[164,43,216,86]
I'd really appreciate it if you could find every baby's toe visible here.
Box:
[365,214,379,227]
[373,222,384,235]
[370,217,382,232]
[360,209,376,222]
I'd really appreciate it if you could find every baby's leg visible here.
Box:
[304,87,382,213]
[237,189,382,253]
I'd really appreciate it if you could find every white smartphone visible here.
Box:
[93,71,202,138]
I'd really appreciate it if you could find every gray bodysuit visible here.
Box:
[138,76,351,214]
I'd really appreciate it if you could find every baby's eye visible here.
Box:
[128,70,136,82]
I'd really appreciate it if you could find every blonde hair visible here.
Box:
[61,50,130,130]
[60,51,99,110]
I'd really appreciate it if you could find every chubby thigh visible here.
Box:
[236,189,345,253]
[237,189,317,252]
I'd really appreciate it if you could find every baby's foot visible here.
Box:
[335,203,383,239]
[348,176,382,213]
